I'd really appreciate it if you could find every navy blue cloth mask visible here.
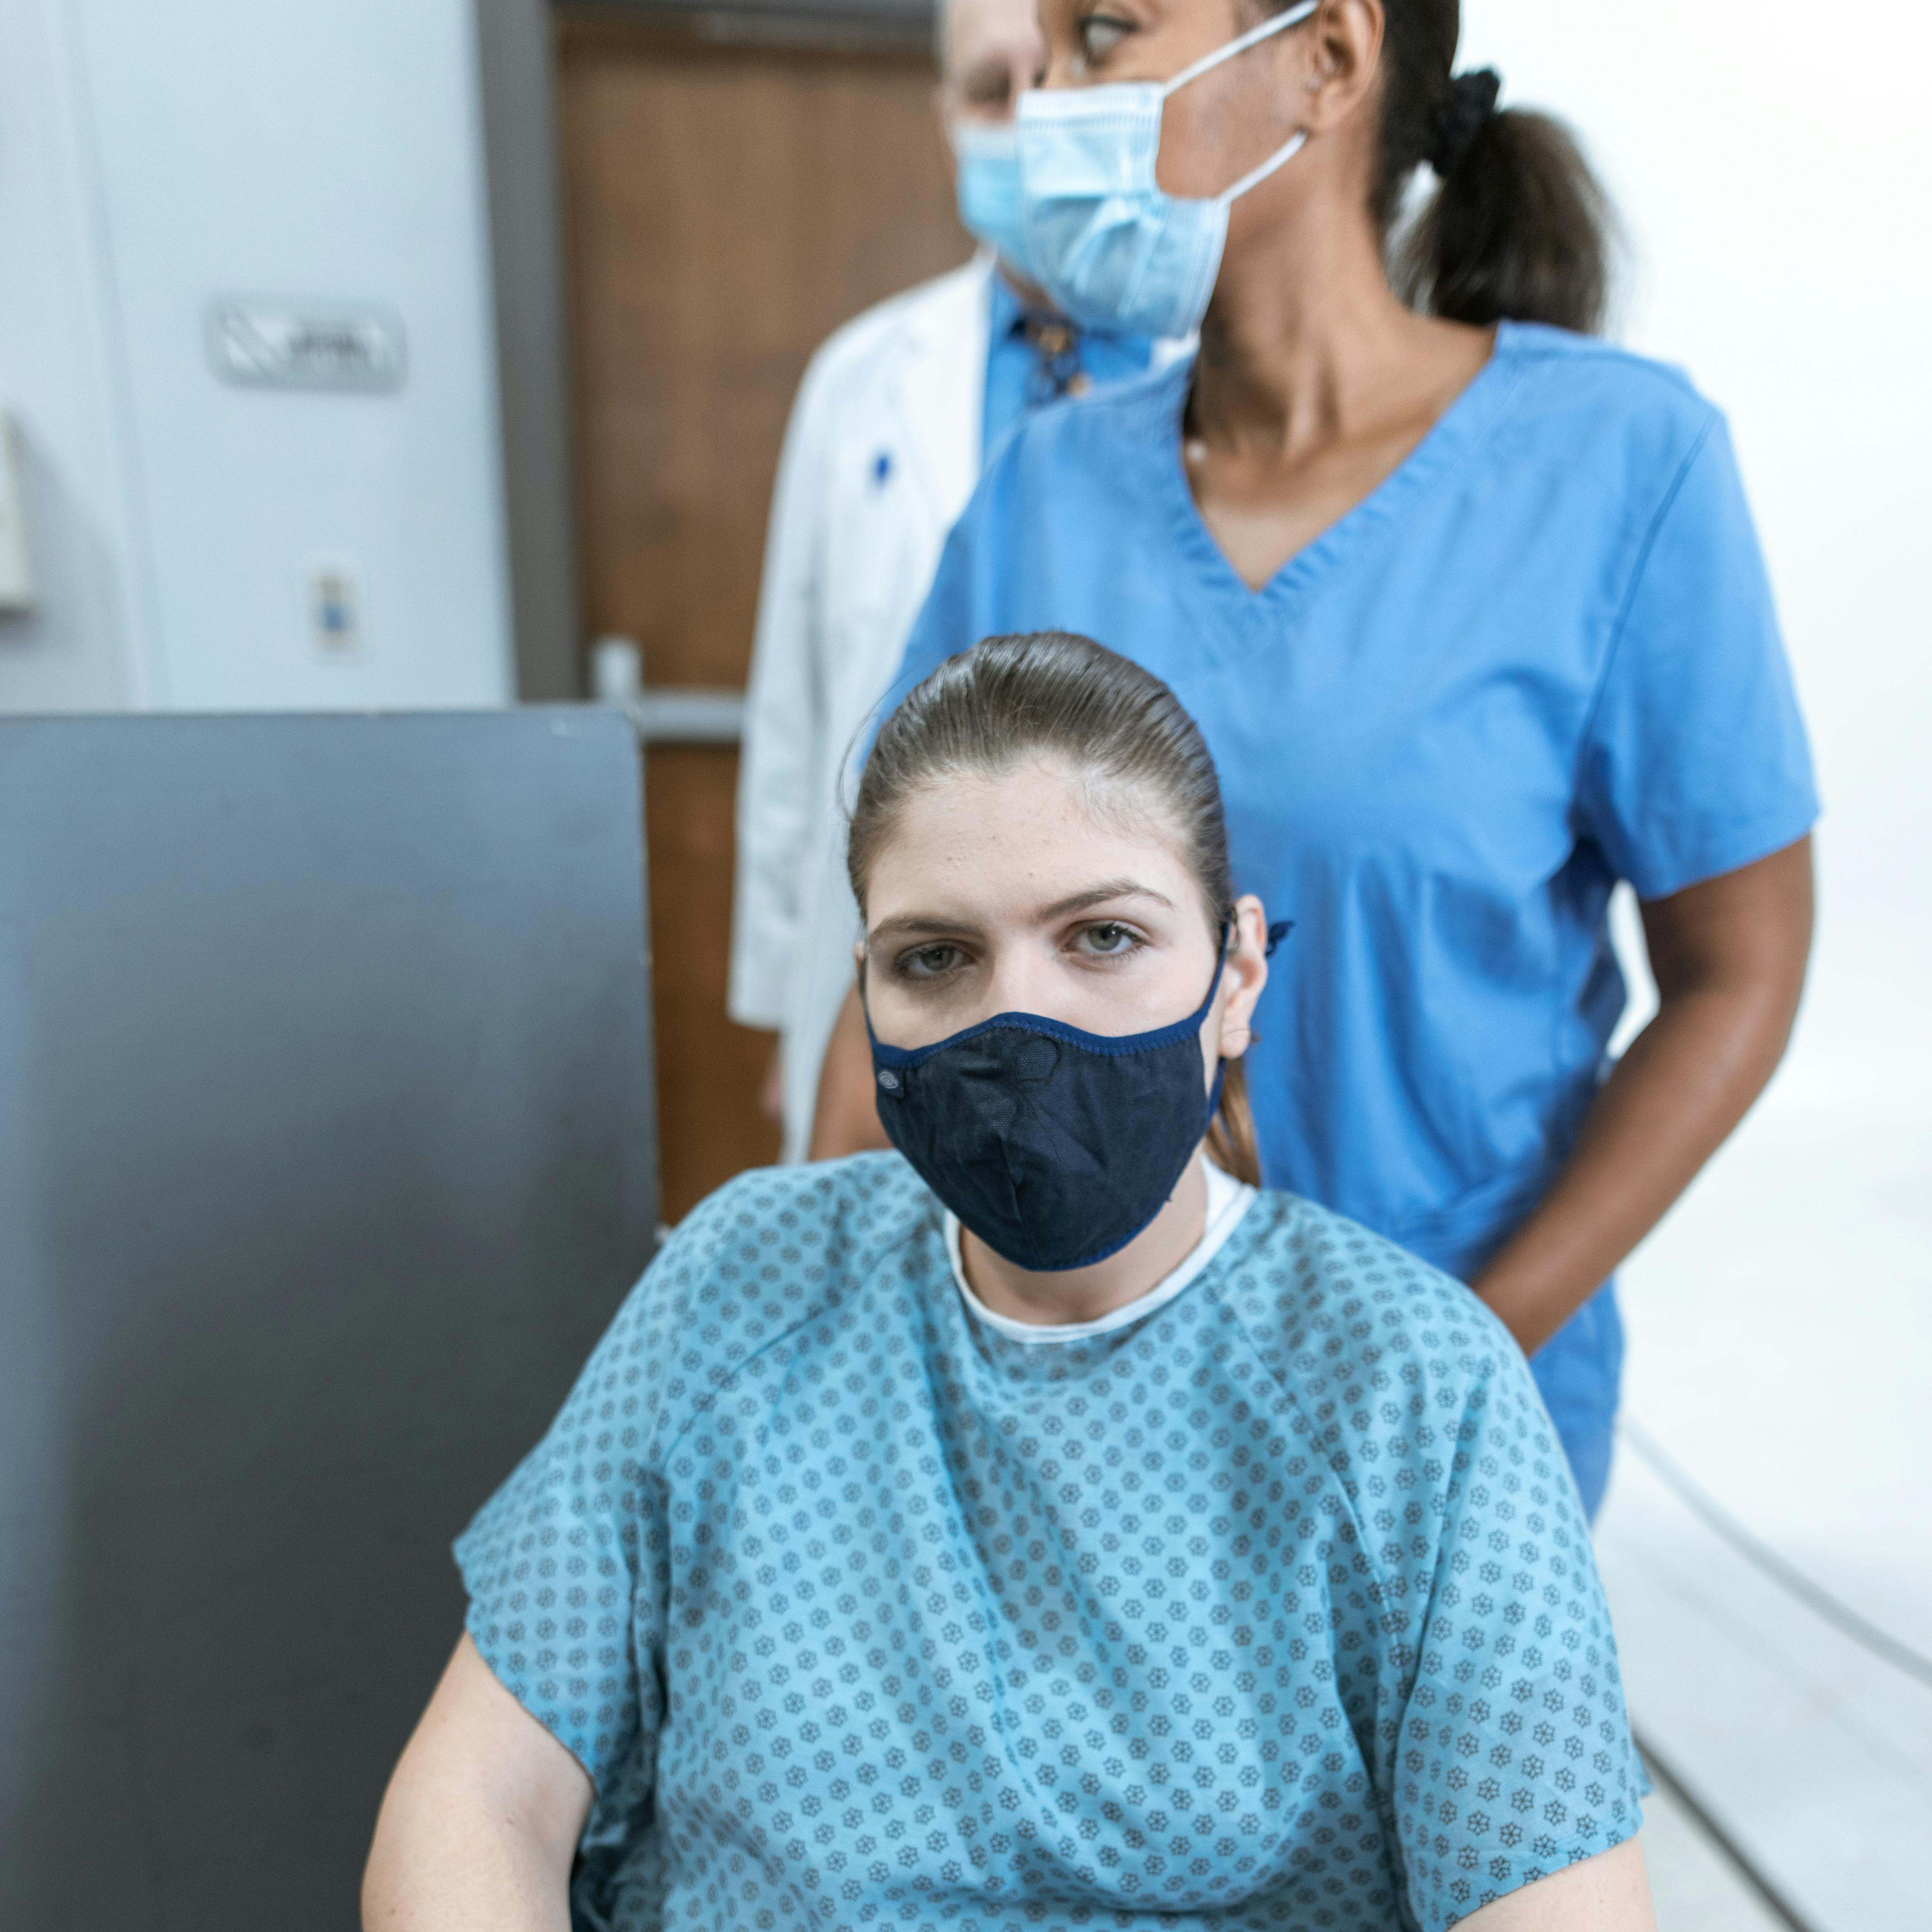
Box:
[865,935,1229,1273]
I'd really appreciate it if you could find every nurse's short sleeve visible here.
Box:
[454,1258,675,1793]
[1578,414,1818,899]
[1393,1358,1643,1929]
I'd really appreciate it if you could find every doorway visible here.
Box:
[555,5,969,1218]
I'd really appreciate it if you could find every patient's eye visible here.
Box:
[1073,921,1142,958]
[895,942,967,981]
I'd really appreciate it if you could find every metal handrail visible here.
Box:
[623,688,745,746]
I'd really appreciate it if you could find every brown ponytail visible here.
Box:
[1273,0,1618,335]
[848,632,1265,1183]
[1392,96,1616,335]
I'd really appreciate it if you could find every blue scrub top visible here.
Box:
[458,1154,1644,1930]
[885,323,1819,1508]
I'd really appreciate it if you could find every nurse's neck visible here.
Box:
[959,1150,1210,1328]
[1191,167,1480,461]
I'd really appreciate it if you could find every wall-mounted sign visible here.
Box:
[205,299,407,393]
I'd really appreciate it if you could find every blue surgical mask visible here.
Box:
[1017,0,1316,339]
[950,121,1036,281]
[865,935,1228,1273]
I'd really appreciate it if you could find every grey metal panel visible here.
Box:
[0,709,658,1929]
[476,0,585,700]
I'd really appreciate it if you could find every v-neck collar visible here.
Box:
[1135,320,1527,656]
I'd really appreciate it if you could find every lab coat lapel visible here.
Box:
[889,254,992,537]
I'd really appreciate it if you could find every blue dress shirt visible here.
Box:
[982,271,1155,460]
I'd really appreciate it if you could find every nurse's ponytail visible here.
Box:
[849,632,1265,1188]
[1363,0,1617,335]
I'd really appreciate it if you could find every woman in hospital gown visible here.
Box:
[365,635,1657,1932]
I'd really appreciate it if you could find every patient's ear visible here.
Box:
[1216,895,1269,1058]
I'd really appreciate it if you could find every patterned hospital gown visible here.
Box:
[456,1153,1643,1931]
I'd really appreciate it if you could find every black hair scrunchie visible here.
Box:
[1427,68,1501,177]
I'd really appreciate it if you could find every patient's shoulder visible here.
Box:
[1221,1191,1509,1365]
[653,1152,932,1310]
[1212,1193,1542,1506]
[614,1153,938,1442]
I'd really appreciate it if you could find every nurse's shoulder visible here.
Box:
[1217,1189,1580,1527]
[1491,317,1730,491]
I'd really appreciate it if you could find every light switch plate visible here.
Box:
[306,557,362,655]
[0,413,37,614]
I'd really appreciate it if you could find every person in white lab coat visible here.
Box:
[728,0,1168,1161]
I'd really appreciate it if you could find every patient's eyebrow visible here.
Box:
[1037,880,1174,919]
[867,882,1173,946]
[867,914,984,943]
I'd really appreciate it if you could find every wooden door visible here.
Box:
[555,8,970,1219]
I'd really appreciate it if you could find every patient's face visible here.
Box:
[862,755,1222,1050]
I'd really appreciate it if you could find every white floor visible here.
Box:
[1640,1780,1788,1932]
[1594,899,1932,1930]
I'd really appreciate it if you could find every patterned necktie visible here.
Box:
[1020,316,1090,406]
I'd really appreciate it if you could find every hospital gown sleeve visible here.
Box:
[1387,1345,1644,1929]
[1576,412,1818,900]
[452,1198,735,1794]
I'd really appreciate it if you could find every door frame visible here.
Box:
[473,0,938,706]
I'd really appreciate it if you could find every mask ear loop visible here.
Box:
[854,954,895,1088]
[1201,919,1237,1151]
[1197,919,1236,1128]
[1214,131,1306,208]
[1158,0,1319,98]
[1157,0,1319,208]
[1194,918,1233,1020]
[1206,1057,1228,1120]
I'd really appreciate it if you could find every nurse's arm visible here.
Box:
[810,983,893,1160]
[362,1634,592,1932]
[1459,1837,1655,1929]
[1474,835,1815,1356]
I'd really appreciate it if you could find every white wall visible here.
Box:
[1464,0,1932,933]
[1468,2,1932,1874]
[0,0,154,708]
[0,0,515,712]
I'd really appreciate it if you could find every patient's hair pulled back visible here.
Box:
[849,631,1262,1186]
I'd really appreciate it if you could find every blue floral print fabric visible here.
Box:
[456,1152,1643,1930]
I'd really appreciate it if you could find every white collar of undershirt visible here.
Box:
[945,1160,1258,1345]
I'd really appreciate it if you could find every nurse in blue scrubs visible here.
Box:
[814,0,1819,1518]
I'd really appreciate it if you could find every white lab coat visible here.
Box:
[730,256,993,1161]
